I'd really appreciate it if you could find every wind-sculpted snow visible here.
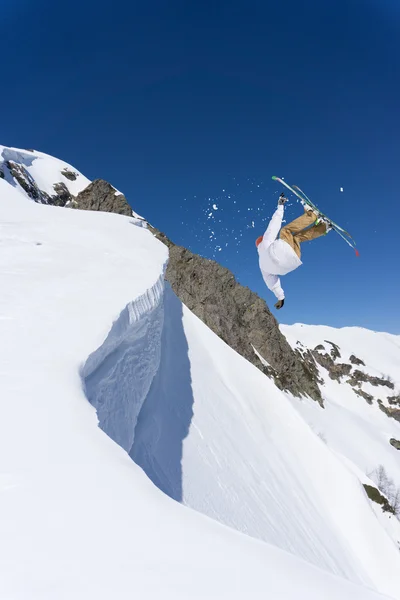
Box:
[82,273,165,453]
[1,146,36,167]
[132,284,194,501]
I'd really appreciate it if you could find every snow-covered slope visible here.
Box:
[0,145,399,599]
[0,145,90,198]
[281,324,400,550]
[128,295,400,597]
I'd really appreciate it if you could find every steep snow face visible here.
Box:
[82,273,165,453]
[0,173,390,600]
[132,296,400,598]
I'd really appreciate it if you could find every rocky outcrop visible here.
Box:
[390,438,400,451]
[324,340,341,360]
[151,228,322,403]
[347,370,394,390]
[354,389,374,404]
[378,401,400,423]
[61,168,78,181]
[311,348,352,382]
[6,160,45,202]
[349,354,365,366]
[388,395,400,406]
[52,182,73,207]
[2,159,75,207]
[363,484,395,514]
[75,179,132,216]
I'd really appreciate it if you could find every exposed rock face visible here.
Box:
[2,159,75,207]
[347,370,394,390]
[311,348,352,382]
[61,168,78,181]
[75,179,132,216]
[390,438,400,451]
[363,484,395,514]
[151,228,322,403]
[378,401,400,423]
[324,340,341,360]
[52,182,73,207]
[388,395,400,406]
[354,388,374,404]
[6,160,45,202]
[349,354,365,366]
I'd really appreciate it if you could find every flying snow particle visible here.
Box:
[213,204,218,210]
[340,187,344,192]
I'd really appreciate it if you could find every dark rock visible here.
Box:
[75,179,132,216]
[150,227,322,403]
[61,168,78,181]
[347,370,394,390]
[6,160,44,202]
[353,388,374,404]
[378,400,400,423]
[349,354,365,366]
[390,438,400,450]
[363,484,395,514]
[311,350,352,381]
[0,168,4,179]
[324,340,341,360]
[314,344,325,352]
[52,182,73,207]
[388,395,400,406]
[295,348,324,386]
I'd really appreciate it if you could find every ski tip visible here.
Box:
[355,249,360,257]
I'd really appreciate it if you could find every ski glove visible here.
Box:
[278,193,288,205]
[275,299,285,310]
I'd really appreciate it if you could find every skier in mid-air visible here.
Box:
[256,193,331,310]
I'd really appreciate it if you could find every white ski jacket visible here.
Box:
[257,205,302,301]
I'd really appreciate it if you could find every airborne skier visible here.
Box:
[256,193,330,310]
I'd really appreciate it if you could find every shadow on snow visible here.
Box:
[131,285,194,503]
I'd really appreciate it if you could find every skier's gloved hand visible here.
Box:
[275,299,285,310]
[278,193,288,206]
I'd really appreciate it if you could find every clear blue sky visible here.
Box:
[2,0,399,332]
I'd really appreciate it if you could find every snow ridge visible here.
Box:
[82,270,166,454]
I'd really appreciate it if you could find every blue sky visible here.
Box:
[2,0,399,332]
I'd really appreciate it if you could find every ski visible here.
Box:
[292,184,354,240]
[272,176,359,256]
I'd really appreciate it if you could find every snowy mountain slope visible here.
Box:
[128,291,400,597]
[0,145,90,199]
[281,324,400,485]
[1,144,399,599]
[0,174,393,600]
[0,145,144,220]
[281,324,400,546]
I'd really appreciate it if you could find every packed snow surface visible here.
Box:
[0,147,399,599]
